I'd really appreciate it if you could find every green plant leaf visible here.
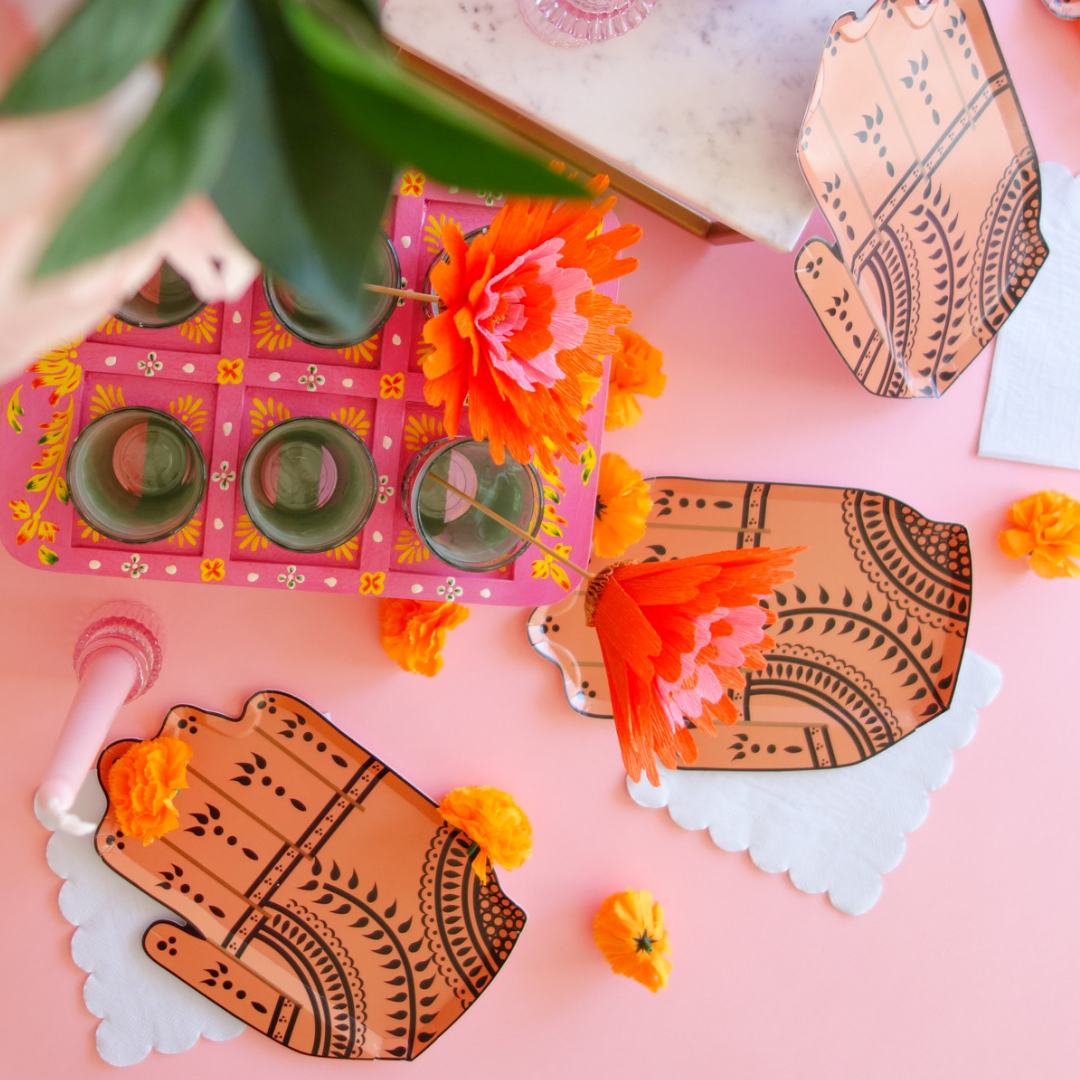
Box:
[211,0,391,336]
[282,0,581,197]
[35,0,238,277]
[0,0,189,116]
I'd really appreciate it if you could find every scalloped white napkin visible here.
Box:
[628,651,1001,915]
[979,163,1080,468]
[46,780,245,1066]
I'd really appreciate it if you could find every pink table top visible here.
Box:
[2,3,1079,1078]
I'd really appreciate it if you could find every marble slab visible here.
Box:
[383,0,873,251]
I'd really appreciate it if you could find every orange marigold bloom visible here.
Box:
[422,174,641,473]
[605,326,665,431]
[438,786,532,884]
[594,452,652,559]
[998,490,1080,579]
[106,736,192,845]
[593,889,671,993]
[378,598,470,677]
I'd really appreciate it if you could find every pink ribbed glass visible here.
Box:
[518,0,657,47]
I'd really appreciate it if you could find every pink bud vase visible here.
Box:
[518,0,657,47]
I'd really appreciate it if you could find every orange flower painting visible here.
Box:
[422,175,641,472]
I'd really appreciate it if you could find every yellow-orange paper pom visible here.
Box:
[998,490,1080,579]
[106,736,192,845]
[594,452,652,559]
[438,786,532,883]
[605,326,665,431]
[593,889,672,993]
[379,598,470,677]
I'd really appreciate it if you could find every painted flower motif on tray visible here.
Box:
[298,364,325,392]
[122,553,149,579]
[399,170,425,197]
[89,383,125,419]
[325,537,359,562]
[211,461,235,491]
[436,576,463,600]
[531,544,573,592]
[394,528,430,565]
[277,565,305,589]
[380,372,405,399]
[216,358,244,384]
[6,385,23,433]
[250,396,290,436]
[30,343,82,404]
[199,558,225,582]
[330,405,370,440]
[178,306,219,346]
[359,570,386,595]
[166,518,202,548]
[95,316,131,336]
[403,412,444,453]
[424,212,463,254]
[336,333,379,365]
[168,394,207,432]
[254,310,293,351]
[77,518,102,543]
[38,545,59,565]
[234,514,268,553]
[138,355,163,377]
[376,475,394,504]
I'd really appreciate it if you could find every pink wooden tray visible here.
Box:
[0,179,611,606]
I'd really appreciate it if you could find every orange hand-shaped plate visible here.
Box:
[795,0,1047,398]
[528,479,971,770]
[94,693,525,1060]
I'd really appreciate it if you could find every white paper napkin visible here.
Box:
[46,780,245,1067]
[979,163,1080,469]
[628,651,1001,916]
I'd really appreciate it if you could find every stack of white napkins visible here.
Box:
[629,652,1001,915]
[980,163,1080,469]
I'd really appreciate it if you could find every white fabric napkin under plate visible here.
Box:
[628,651,1001,916]
[979,163,1080,469]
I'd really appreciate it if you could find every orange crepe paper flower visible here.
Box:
[106,736,192,845]
[438,786,533,884]
[422,174,641,473]
[378,597,470,676]
[605,326,665,431]
[998,490,1080,579]
[593,889,671,993]
[594,452,652,559]
[585,547,803,785]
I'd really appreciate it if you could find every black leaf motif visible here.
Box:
[389,992,407,1003]
[315,894,335,904]
[384,900,398,918]
[253,754,266,769]
[367,884,378,903]
[348,870,359,890]
[231,776,252,786]
[237,762,254,774]
[843,589,853,607]
[186,826,205,836]
[819,586,829,603]
[251,1002,268,1015]
[192,813,209,824]
[242,848,259,861]
[386,975,406,986]
[397,917,413,934]
[420,975,436,990]
[332,754,348,768]
[332,905,352,916]
[938,673,954,691]
[209,905,225,918]
[330,862,341,881]
[299,880,319,891]
[207,804,221,820]
[784,747,802,754]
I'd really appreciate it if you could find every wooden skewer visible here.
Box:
[427,473,596,580]
[364,283,440,304]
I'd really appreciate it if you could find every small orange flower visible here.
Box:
[399,170,426,197]
[200,558,225,582]
[380,372,405,399]
[379,598,470,677]
[998,490,1080,579]
[216,357,244,384]
[594,452,651,559]
[359,570,386,595]
[593,889,671,992]
[605,327,665,431]
[106,736,193,845]
[438,786,532,884]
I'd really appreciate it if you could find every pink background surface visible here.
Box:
[1,2,1078,1077]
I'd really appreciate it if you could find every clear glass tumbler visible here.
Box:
[401,438,544,572]
[240,417,377,553]
[518,0,657,48]
[115,261,205,328]
[263,231,401,348]
[66,408,207,544]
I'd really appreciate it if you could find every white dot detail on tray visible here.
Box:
[232,311,242,324]
[480,588,491,598]
[342,378,353,388]
[411,584,423,594]
[88,560,100,570]
[269,372,281,382]
[392,334,401,346]
[382,436,392,450]
[402,235,411,248]
[182,363,195,374]
[324,577,337,588]
[214,518,223,530]
[222,421,232,436]
[372,531,383,543]
[165,565,177,575]
[247,572,259,583]
[104,356,116,367]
